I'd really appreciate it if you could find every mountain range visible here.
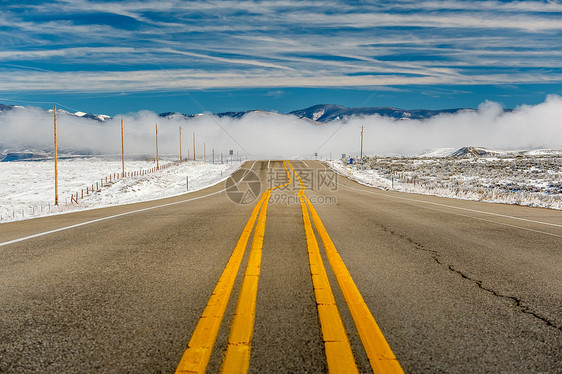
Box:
[0,103,475,123]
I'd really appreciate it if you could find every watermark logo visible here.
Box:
[266,168,338,191]
[225,168,262,204]
[267,167,338,205]
[269,193,337,206]
[226,167,338,205]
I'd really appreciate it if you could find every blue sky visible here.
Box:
[0,0,561,115]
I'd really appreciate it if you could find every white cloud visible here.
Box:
[1,95,561,158]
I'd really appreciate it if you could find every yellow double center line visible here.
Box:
[288,161,403,374]
[175,161,292,374]
[289,162,359,373]
[176,160,402,373]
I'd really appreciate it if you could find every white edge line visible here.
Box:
[340,183,562,230]
[408,202,562,239]
[0,161,257,248]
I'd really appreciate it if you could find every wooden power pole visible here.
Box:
[156,124,159,170]
[54,105,58,205]
[179,126,182,162]
[360,125,364,159]
[121,118,125,177]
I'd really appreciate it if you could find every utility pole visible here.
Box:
[360,125,364,159]
[179,126,182,162]
[204,142,206,163]
[121,118,125,177]
[193,132,196,161]
[212,149,215,164]
[156,123,159,170]
[54,105,58,205]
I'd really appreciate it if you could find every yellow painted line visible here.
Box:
[288,161,359,373]
[304,195,404,373]
[220,161,293,373]
[175,192,268,374]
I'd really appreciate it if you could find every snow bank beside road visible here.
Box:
[0,158,242,223]
[327,157,562,210]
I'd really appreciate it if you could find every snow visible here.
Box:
[96,114,111,121]
[312,110,325,121]
[327,154,562,210]
[417,148,455,157]
[0,158,243,223]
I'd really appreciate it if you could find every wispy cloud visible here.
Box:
[1,68,561,93]
[0,0,560,95]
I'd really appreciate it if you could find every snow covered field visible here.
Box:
[327,151,562,210]
[0,158,243,223]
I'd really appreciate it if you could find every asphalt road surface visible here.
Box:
[0,160,560,373]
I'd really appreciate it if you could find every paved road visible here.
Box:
[0,160,560,373]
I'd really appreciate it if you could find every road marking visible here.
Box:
[220,161,293,373]
[338,183,562,237]
[304,194,404,373]
[0,162,257,248]
[289,161,359,373]
[175,192,268,374]
[319,160,562,238]
[219,189,270,373]
[409,202,562,239]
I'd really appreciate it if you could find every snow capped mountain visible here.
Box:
[1,102,476,124]
[451,146,505,158]
[0,104,111,122]
[0,104,13,112]
[157,105,472,123]
[73,111,110,122]
[288,104,472,122]
[43,108,111,122]
[158,109,261,120]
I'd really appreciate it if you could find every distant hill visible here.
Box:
[157,104,472,123]
[417,146,562,158]
[288,104,471,122]
[451,146,504,158]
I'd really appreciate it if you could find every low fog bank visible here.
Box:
[1,95,561,159]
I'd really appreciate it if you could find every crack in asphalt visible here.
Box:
[447,265,561,333]
[375,222,561,333]
[375,222,442,264]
